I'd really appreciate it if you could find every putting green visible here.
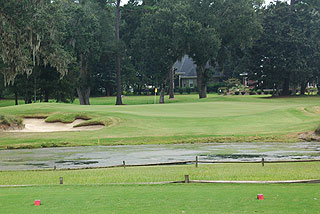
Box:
[0,95,320,149]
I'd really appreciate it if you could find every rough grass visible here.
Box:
[73,119,106,128]
[1,163,320,185]
[1,95,320,149]
[0,115,23,129]
[45,113,91,123]
[0,184,320,214]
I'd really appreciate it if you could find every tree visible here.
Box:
[0,0,70,85]
[121,0,149,95]
[64,1,102,105]
[132,0,186,103]
[115,0,123,105]
[180,0,261,99]
[91,0,117,97]
[245,1,320,96]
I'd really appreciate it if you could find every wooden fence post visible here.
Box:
[123,161,126,168]
[196,156,198,168]
[184,175,190,183]
[261,158,265,167]
[53,165,56,170]
[59,177,63,184]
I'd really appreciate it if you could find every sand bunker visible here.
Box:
[7,118,104,133]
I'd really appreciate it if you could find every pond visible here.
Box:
[0,142,320,171]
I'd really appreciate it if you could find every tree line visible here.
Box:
[0,0,319,105]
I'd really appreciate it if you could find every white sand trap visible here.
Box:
[8,118,104,133]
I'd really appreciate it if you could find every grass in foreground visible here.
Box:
[1,94,320,149]
[1,163,319,185]
[0,184,319,214]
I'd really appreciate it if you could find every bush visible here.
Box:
[241,91,246,95]
[249,91,256,95]
[207,82,227,93]
[264,91,269,95]
[218,87,228,95]
[235,91,240,95]
[178,88,184,94]
[256,89,262,95]
[186,87,192,94]
[224,78,242,88]
[194,86,198,93]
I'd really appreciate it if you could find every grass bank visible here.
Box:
[1,163,320,185]
[1,184,320,214]
[1,95,320,149]
[0,114,23,130]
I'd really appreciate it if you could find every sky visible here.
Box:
[121,0,290,6]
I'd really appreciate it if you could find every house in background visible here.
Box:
[173,55,223,88]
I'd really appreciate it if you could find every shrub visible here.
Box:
[194,86,198,93]
[186,87,192,94]
[256,89,262,95]
[264,91,269,95]
[249,91,256,95]
[235,91,240,95]
[224,78,242,88]
[207,82,227,93]
[218,87,228,95]
[178,88,184,94]
[241,91,246,95]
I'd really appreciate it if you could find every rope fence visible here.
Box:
[52,157,320,171]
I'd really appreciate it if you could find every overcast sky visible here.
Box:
[121,0,290,6]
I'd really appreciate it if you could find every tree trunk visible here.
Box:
[169,66,174,99]
[106,87,111,97]
[282,78,290,96]
[292,84,297,96]
[300,81,307,95]
[115,0,123,105]
[77,54,90,105]
[44,90,49,102]
[159,85,165,104]
[77,87,90,105]
[34,73,37,103]
[14,92,18,105]
[197,66,207,99]
[276,84,281,96]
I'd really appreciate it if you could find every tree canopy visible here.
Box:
[1,0,319,104]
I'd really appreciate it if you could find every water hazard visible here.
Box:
[0,142,320,170]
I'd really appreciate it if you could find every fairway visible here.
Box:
[1,95,320,149]
[1,184,320,214]
[1,163,320,213]
[1,163,320,185]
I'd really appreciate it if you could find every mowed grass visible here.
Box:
[1,163,320,185]
[0,99,24,107]
[1,162,319,213]
[1,94,320,149]
[1,184,320,214]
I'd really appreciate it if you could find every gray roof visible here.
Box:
[173,55,197,77]
[174,55,214,77]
